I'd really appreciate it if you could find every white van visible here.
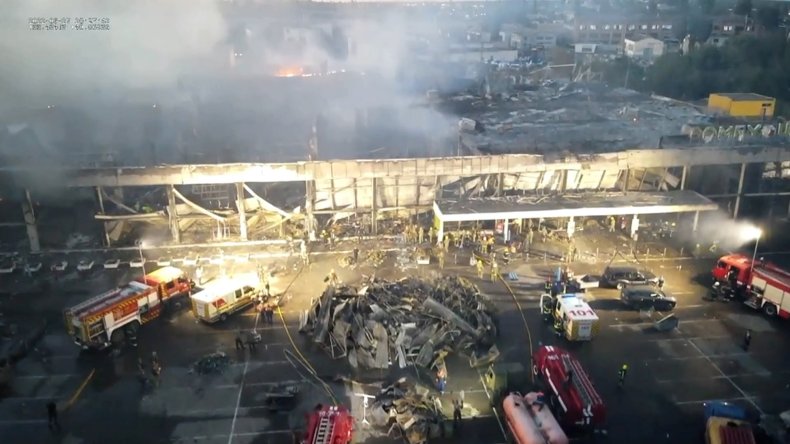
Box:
[190,274,260,323]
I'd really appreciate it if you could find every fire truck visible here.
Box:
[713,254,790,318]
[532,345,605,432]
[503,392,569,444]
[64,267,191,349]
[301,404,353,444]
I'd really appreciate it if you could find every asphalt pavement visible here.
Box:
[2,236,790,444]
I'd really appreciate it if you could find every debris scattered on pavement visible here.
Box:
[190,351,232,375]
[369,378,445,444]
[301,276,497,370]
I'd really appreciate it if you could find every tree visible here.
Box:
[734,0,752,16]
[688,16,713,42]
[698,0,715,13]
[755,6,781,30]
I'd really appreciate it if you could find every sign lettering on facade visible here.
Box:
[687,122,790,143]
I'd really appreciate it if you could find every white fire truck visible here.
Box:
[64,267,191,349]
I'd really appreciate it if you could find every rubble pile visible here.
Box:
[190,352,232,375]
[368,378,445,444]
[301,276,497,370]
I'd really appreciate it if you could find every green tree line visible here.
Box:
[598,33,790,111]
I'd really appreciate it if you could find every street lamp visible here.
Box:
[744,226,762,275]
[136,240,147,278]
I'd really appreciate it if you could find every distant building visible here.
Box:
[501,24,559,50]
[705,34,730,47]
[711,15,753,36]
[624,35,665,61]
[708,93,775,118]
[573,14,674,45]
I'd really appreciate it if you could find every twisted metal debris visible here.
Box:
[300,276,497,370]
[190,352,232,375]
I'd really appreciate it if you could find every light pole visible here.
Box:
[748,227,762,276]
[136,240,147,278]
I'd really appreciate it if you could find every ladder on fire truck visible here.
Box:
[561,354,594,420]
[313,410,335,444]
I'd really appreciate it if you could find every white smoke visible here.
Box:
[0,0,227,108]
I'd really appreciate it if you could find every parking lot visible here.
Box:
[1,234,790,443]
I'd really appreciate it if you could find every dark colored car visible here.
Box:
[601,266,659,289]
[620,285,677,311]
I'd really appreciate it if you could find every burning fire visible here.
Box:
[275,66,305,78]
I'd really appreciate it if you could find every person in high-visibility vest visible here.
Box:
[476,259,485,279]
[437,250,445,269]
[490,261,499,282]
[618,364,628,387]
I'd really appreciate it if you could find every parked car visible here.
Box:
[51,260,68,272]
[24,262,42,273]
[103,259,121,269]
[0,261,17,274]
[602,266,659,289]
[620,285,676,311]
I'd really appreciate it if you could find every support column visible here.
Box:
[166,185,181,243]
[503,218,510,243]
[621,169,630,194]
[733,163,747,218]
[692,211,700,233]
[497,173,504,196]
[22,189,40,253]
[680,166,688,190]
[371,178,378,235]
[96,187,111,247]
[235,183,248,241]
[305,180,316,241]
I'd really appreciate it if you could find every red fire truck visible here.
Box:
[713,254,790,318]
[64,267,191,349]
[301,405,353,444]
[532,345,606,432]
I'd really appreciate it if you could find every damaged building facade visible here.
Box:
[2,145,790,251]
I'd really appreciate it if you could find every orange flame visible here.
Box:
[275,66,304,77]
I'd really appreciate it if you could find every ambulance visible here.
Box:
[540,293,600,341]
[191,274,261,323]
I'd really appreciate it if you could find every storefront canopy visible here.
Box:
[433,190,719,223]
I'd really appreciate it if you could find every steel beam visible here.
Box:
[96,187,111,247]
[733,163,747,218]
[22,189,40,252]
[236,182,248,241]
[5,146,788,188]
[166,185,180,243]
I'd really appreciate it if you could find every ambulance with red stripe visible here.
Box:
[64,267,191,349]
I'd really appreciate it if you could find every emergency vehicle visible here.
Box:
[705,417,756,444]
[503,392,569,444]
[190,274,260,323]
[64,267,192,349]
[713,254,790,318]
[301,404,354,444]
[136,266,193,302]
[532,345,606,432]
[540,294,600,341]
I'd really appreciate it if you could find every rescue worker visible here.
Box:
[247,330,260,351]
[476,259,485,279]
[435,365,447,395]
[443,234,450,252]
[300,241,309,267]
[47,401,60,431]
[353,247,360,266]
[429,226,436,245]
[418,226,424,244]
[437,249,445,269]
[743,329,752,351]
[151,352,162,387]
[490,261,499,282]
[527,228,534,248]
[608,216,616,233]
[533,391,547,410]
[196,265,204,286]
[235,331,245,350]
[265,304,275,325]
[486,236,495,254]
[618,364,628,387]
[452,395,463,432]
[325,269,339,287]
[544,280,552,294]
[502,249,510,266]
[329,229,336,250]
[658,275,665,289]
